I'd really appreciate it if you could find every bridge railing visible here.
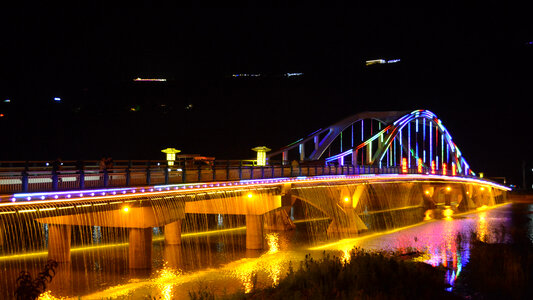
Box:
[0,159,451,194]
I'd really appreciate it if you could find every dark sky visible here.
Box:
[0,5,531,185]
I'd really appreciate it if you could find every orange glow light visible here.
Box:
[442,208,453,218]
[452,163,456,176]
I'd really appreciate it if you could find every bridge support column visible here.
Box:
[264,208,295,231]
[164,220,183,245]
[246,214,264,250]
[457,185,475,211]
[129,228,152,269]
[327,208,367,236]
[0,220,4,248]
[163,244,183,269]
[48,224,71,263]
[327,186,368,236]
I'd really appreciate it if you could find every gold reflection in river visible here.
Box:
[477,212,488,242]
[153,261,182,300]
[266,233,279,254]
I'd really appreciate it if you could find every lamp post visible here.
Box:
[252,146,271,166]
[161,148,181,166]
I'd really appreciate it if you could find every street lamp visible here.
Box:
[252,146,271,166]
[161,148,181,166]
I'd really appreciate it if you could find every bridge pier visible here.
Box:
[0,220,4,248]
[327,208,367,236]
[264,208,295,231]
[327,186,368,236]
[128,227,152,269]
[163,244,184,269]
[48,224,71,263]
[164,220,183,245]
[246,214,264,249]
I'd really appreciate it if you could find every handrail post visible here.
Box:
[212,161,216,181]
[79,169,85,189]
[226,161,230,181]
[290,164,293,177]
[22,170,29,193]
[197,165,202,182]
[164,167,169,184]
[76,160,85,189]
[146,161,151,185]
[103,169,109,187]
[125,160,132,186]
[52,170,59,191]
[239,161,243,180]
[125,167,130,186]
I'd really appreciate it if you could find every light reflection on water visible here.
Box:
[2,203,524,299]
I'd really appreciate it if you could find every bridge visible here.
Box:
[0,110,510,269]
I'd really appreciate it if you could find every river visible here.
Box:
[1,201,531,299]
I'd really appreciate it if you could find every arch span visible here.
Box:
[268,109,474,176]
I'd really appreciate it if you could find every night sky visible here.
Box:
[1,5,531,186]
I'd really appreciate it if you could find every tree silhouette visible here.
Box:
[15,259,58,300]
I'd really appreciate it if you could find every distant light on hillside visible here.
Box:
[133,78,167,82]
[285,72,303,77]
[366,59,386,66]
[232,74,261,78]
[366,58,401,66]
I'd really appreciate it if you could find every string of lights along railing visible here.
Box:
[1,162,476,196]
[3,173,511,205]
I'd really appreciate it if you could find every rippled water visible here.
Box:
[1,202,531,299]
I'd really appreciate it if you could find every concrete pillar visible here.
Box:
[327,208,367,237]
[164,220,182,245]
[48,224,71,263]
[0,220,4,248]
[129,228,152,269]
[246,214,264,250]
[47,262,73,295]
[264,209,296,231]
[163,244,183,269]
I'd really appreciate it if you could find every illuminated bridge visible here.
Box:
[0,110,510,269]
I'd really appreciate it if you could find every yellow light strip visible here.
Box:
[58,206,74,210]
[38,208,56,212]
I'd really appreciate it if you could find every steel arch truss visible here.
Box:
[267,111,408,163]
[268,109,473,176]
